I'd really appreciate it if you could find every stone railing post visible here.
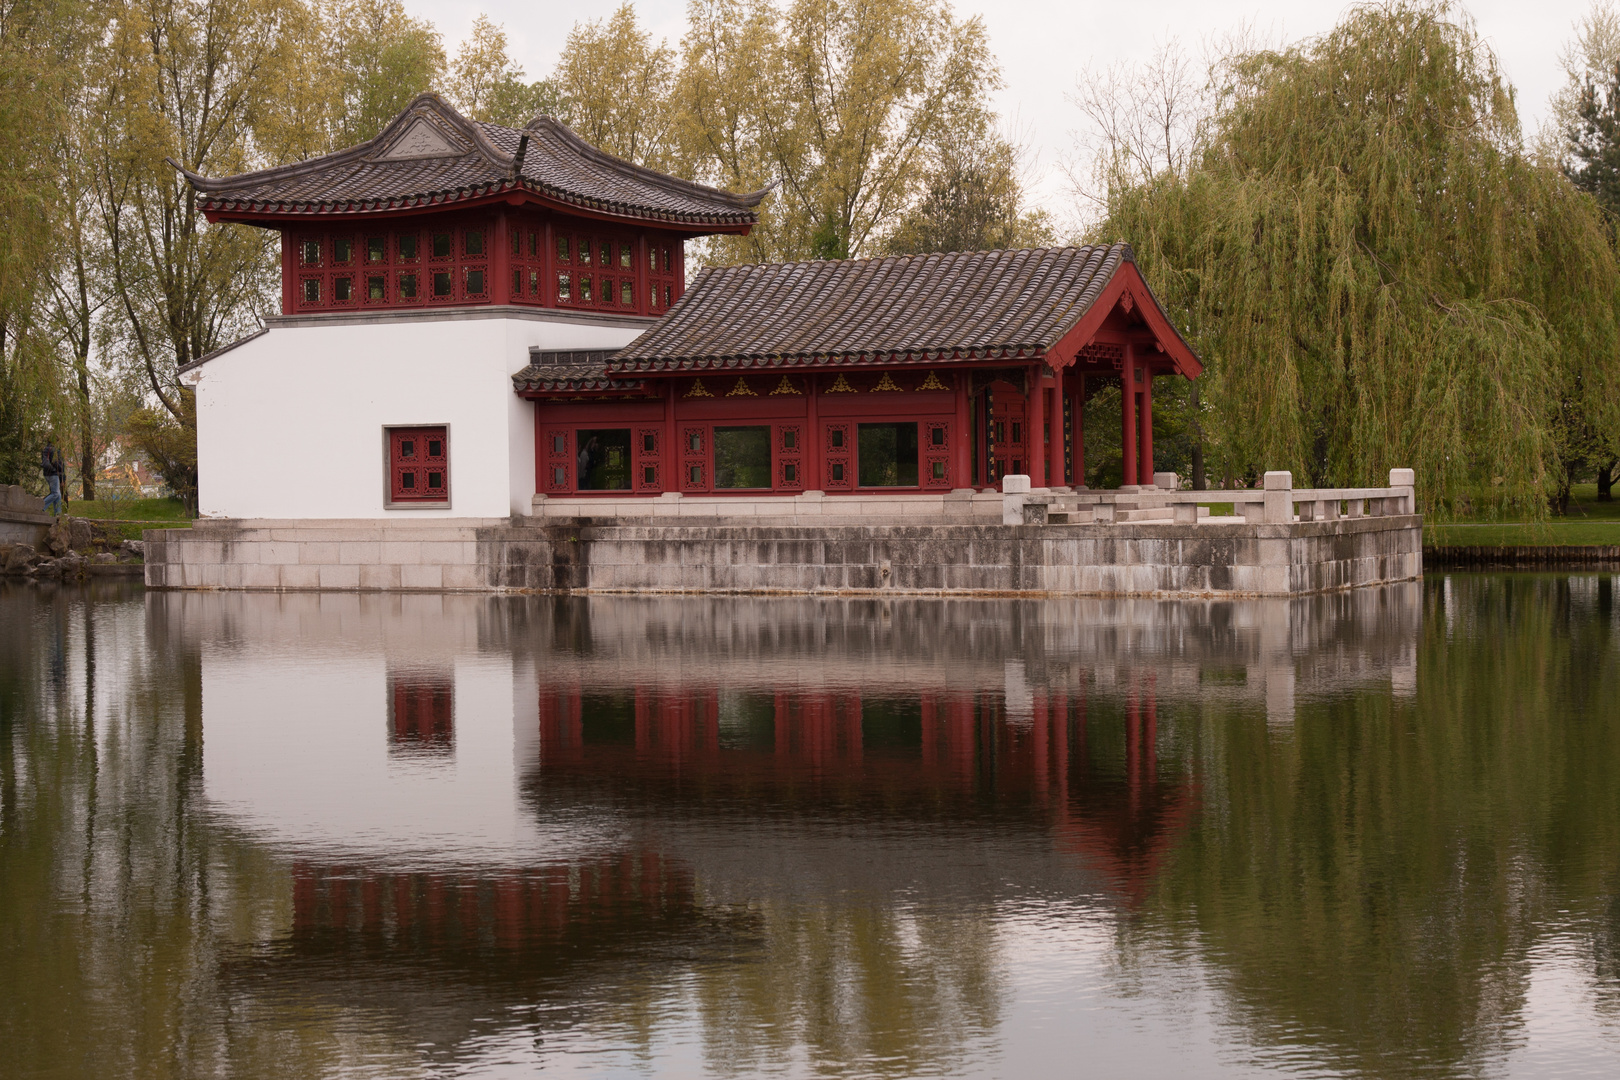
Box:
[1002,474,1031,525]
[1388,467,1415,515]
[1263,471,1293,524]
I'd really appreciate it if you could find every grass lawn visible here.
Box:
[1427,483,1620,547]
[68,497,192,523]
[66,497,193,543]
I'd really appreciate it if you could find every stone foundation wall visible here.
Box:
[147,514,1421,597]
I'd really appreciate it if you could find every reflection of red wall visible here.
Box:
[290,850,692,947]
[1052,679,1199,908]
[535,683,1198,908]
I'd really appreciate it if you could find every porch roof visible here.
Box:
[605,244,1201,377]
[513,350,638,393]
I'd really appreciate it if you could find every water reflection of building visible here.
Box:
[152,584,1420,1068]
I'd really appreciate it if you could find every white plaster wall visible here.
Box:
[193,314,642,518]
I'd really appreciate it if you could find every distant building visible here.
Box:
[178,93,1199,521]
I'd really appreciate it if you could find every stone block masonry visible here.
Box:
[147,512,1421,598]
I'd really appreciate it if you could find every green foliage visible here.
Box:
[883,128,1054,255]
[445,13,560,127]
[1094,2,1620,516]
[676,0,1022,262]
[125,387,196,511]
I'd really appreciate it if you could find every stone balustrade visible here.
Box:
[1004,469,1417,526]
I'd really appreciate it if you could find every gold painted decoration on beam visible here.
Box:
[825,373,857,393]
[684,378,713,398]
[916,371,948,391]
[726,376,758,396]
[768,375,802,395]
[872,373,903,392]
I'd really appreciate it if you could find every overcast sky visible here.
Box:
[404,0,1600,222]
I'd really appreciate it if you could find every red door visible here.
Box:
[988,391,1028,484]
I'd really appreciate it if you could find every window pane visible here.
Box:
[580,276,593,303]
[465,268,484,294]
[620,245,631,268]
[400,440,415,458]
[557,235,570,262]
[783,430,797,449]
[333,276,352,302]
[529,268,539,296]
[364,237,384,262]
[642,433,656,453]
[513,268,523,295]
[621,280,633,306]
[333,237,353,263]
[510,229,520,255]
[398,272,418,299]
[367,275,385,301]
[649,246,658,272]
[398,234,418,261]
[858,423,919,487]
[931,426,946,446]
[784,463,798,483]
[427,439,442,457]
[557,273,571,301]
[576,429,632,490]
[464,229,484,256]
[432,233,452,258]
[713,426,771,488]
[432,271,452,297]
[302,278,320,303]
[300,239,321,266]
[401,472,416,489]
[529,231,538,257]
[600,242,611,265]
[579,241,592,266]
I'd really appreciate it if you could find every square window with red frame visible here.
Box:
[389,426,449,503]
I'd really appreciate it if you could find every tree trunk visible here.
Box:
[1598,459,1616,502]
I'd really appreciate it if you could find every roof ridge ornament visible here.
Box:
[373,114,468,161]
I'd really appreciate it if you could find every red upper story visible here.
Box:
[279,209,686,316]
[174,93,766,318]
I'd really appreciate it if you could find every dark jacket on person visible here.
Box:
[41,447,64,478]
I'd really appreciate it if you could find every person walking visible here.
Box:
[41,441,65,516]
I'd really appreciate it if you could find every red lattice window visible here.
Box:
[389,426,449,503]
[541,426,572,493]
[775,424,804,491]
[922,421,952,489]
[680,425,708,492]
[634,428,662,492]
[824,423,853,491]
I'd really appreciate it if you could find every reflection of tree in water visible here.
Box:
[691,901,1001,1076]
[1137,574,1620,1075]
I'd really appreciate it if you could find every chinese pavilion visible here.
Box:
[178,93,1199,522]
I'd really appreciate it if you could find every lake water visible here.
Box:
[1,578,1617,1078]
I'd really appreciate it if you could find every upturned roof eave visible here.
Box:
[198,180,759,233]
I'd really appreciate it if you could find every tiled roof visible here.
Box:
[608,245,1167,373]
[513,349,641,393]
[176,94,768,227]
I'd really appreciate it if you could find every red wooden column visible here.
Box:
[953,372,971,488]
[804,374,821,490]
[1027,363,1045,484]
[493,210,512,304]
[662,379,677,492]
[1121,346,1138,486]
[1047,365,1065,488]
[1139,368,1155,481]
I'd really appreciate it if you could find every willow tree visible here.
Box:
[1095,2,1620,514]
